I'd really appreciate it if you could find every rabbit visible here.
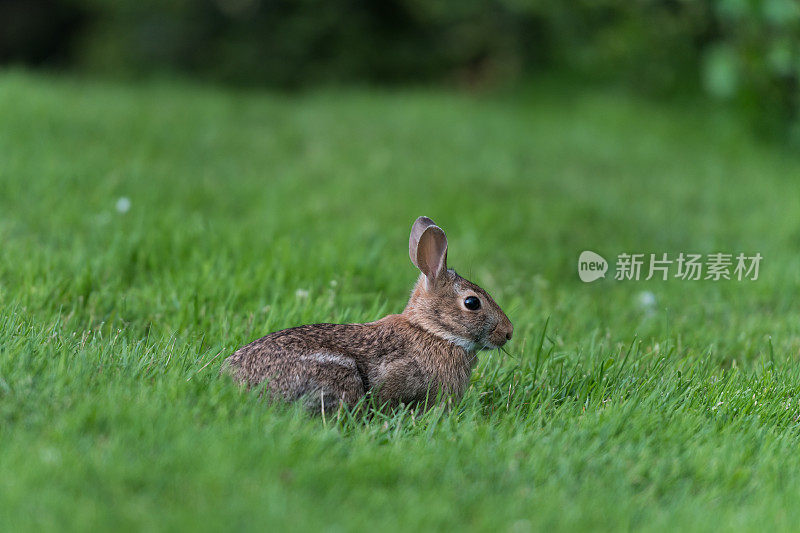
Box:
[222,216,513,413]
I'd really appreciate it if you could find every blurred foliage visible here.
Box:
[703,0,800,141]
[1,0,799,140]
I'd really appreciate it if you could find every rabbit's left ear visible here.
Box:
[409,216,448,287]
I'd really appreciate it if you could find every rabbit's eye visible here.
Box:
[464,296,481,310]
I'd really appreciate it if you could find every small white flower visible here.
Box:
[295,289,309,299]
[637,290,657,309]
[115,197,131,214]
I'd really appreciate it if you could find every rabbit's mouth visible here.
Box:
[480,333,508,351]
[485,324,513,349]
[430,326,509,352]
[482,338,507,350]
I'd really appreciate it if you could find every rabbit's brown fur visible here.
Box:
[223,217,513,413]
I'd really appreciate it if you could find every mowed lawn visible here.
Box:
[2,71,800,531]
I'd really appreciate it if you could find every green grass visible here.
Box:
[2,70,800,531]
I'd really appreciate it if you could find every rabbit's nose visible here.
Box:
[506,330,513,341]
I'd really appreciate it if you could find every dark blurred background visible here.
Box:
[2,0,798,141]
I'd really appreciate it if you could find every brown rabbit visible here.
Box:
[223,216,513,413]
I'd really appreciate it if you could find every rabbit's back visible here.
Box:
[223,324,369,407]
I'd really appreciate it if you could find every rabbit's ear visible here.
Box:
[409,216,448,286]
